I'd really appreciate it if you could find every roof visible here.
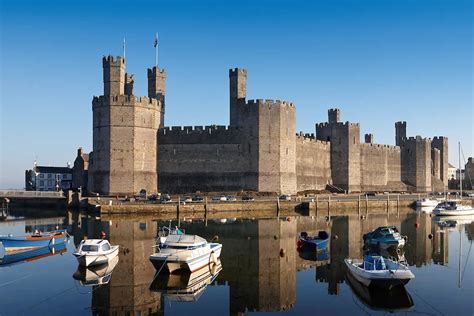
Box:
[165,234,206,246]
[35,166,72,174]
[448,163,456,168]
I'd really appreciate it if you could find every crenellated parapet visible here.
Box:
[158,125,242,144]
[316,121,360,129]
[92,95,161,109]
[360,143,400,152]
[296,134,330,148]
[247,99,296,109]
[102,55,125,67]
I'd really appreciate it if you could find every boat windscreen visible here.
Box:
[81,245,99,252]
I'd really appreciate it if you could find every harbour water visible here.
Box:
[0,210,472,315]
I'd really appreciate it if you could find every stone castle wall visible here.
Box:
[157,125,252,193]
[295,135,331,191]
[88,55,448,195]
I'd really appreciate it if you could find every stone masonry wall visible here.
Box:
[157,125,251,193]
[295,135,331,191]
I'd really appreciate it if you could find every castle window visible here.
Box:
[286,147,288,155]
[327,136,330,142]
[354,136,356,144]
[216,148,219,156]
[248,143,251,153]
[173,148,176,155]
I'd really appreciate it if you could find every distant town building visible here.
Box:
[72,147,89,193]
[25,164,72,191]
[447,163,457,180]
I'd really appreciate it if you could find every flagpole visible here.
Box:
[155,32,158,68]
[123,37,126,60]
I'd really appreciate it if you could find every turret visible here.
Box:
[229,68,247,126]
[364,133,374,144]
[147,66,166,126]
[125,73,134,96]
[103,56,125,96]
[328,108,340,124]
[395,121,406,146]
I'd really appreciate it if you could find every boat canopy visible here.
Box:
[164,234,207,247]
[363,255,386,270]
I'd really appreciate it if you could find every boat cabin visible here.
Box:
[79,239,111,253]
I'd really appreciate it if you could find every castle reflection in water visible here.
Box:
[66,210,456,315]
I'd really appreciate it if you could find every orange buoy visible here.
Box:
[100,231,107,239]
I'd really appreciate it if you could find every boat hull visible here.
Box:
[0,243,67,267]
[0,232,67,252]
[74,245,119,267]
[433,208,474,216]
[150,244,222,273]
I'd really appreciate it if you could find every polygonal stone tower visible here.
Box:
[147,67,166,127]
[89,56,161,196]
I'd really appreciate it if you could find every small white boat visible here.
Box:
[345,255,414,288]
[73,239,119,267]
[149,234,222,273]
[415,198,439,208]
[433,201,474,216]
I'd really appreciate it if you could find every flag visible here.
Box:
[154,33,158,48]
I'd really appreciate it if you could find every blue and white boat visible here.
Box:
[363,226,405,250]
[0,243,67,267]
[0,231,67,252]
[345,255,414,289]
[298,231,329,250]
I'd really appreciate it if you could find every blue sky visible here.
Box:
[0,0,472,188]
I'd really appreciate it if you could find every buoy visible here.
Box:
[212,235,219,242]
[279,248,285,257]
[333,235,338,240]
[415,223,419,228]
[287,217,291,222]
[428,234,433,239]
[100,231,107,239]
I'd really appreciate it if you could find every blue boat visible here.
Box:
[363,226,406,251]
[298,231,329,250]
[0,231,67,252]
[0,243,67,267]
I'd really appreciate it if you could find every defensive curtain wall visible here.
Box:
[86,54,448,196]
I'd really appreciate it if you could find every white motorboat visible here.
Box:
[433,201,474,216]
[72,255,119,286]
[415,198,439,208]
[345,255,414,289]
[73,239,119,267]
[149,234,222,273]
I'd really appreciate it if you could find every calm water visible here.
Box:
[0,210,472,316]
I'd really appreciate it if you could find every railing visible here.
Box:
[0,190,64,198]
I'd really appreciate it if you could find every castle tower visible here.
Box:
[328,108,340,124]
[431,136,448,188]
[395,121,407,146]
[103,56,125,96]
[89,56,160,195]
[147,67,166,127]
[364,134,374,144]
[229,68,247,126]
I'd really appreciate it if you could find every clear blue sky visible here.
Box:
[0,0,472,189]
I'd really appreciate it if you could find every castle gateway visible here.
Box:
[87,55,448,195]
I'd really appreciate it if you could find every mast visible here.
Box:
[458,225,462,288]
[459,142,462,200]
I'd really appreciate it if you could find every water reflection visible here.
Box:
[0,243,67,267]
[150,260,222,302]
[73,255,119,286]
[0,209,471,314]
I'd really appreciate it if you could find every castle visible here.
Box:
[86,55,448,195]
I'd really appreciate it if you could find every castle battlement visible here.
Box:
[229,68,247,75]
[159,125,239,136]
[247,99,295,108]
[102,55,124,66]
[316,121,360,128]
[93,95,161,108]
[407,136,431,142]
[147,67,166,75]
[432,136,447,142]
[296,134,330,147]
[360,143,400,152]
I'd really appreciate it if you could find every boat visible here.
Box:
[73,255,119,286]
[0,243,67,267]
[363,226,406,251]
[150,260,222,302]
[156,225,184,247]
[432,201,474,216]
[73,239,119,267]
[149,233,222,273]
[433,214,474,226]
[346,271,414,312]
[415,198,439,208]
[298,248,330,263]
[0,230,67,252]
[345,255,414,288]
[298,231,329,250]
